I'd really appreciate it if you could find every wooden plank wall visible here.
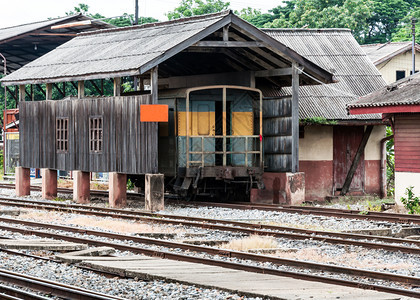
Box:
[19,95,157,174]
[394,113,420,173]
[263,97,293,172]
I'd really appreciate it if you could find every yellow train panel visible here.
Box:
[178,111,216,136]
[231,112,253,136]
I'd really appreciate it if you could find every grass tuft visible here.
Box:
[221,235,278,251]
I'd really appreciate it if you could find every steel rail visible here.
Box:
[1,183,419,224]
[0,248,127,279]
[0,269,124,300]
[0,217,419,299]
[167,199,420,224]
[0,284,50,300]
[1,197,420,255]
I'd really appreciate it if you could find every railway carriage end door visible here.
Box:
[177,97,216,168]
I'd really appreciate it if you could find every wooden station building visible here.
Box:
[0,14,114,176]
[348,73,420,205]
[1,11,336,207]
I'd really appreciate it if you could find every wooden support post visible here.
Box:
[46,83,52,100]
[18,85,25,103]
[250,72,256,88]
[291,62,300,173]
[145,174,164,212]
[31,85,34,101]
[151,67,158,104]
[139,78,144,91]
[77,81,85,99]
[113,78,121,97]
[340,125,374,196]
[223,25,230,41]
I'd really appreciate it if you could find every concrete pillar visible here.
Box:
[250,172,305,205]
[41,169,57,200]
[109,172,127,208]
[145,173,164,212]
[73,171,90,204]
[16,167,30,196]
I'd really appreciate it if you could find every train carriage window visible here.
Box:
[89,116,103,153]
[56,118,69,153]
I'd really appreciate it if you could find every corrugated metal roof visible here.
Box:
[1,12,231,84]
[263,28,386,120]
[361,42,420,65]
[0,14,112,44]
[1,11,335,86]
[0,16,75,43]
[348,73,420,109]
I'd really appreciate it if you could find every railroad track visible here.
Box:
[1,196,420,256]
[0,268,123,300]
[1,183,419,225]
[0,216,419,298]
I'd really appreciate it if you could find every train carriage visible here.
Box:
[158,85,263,199]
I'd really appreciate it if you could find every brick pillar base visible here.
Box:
[73,171,90,204]
[41,169,57,200]
[15,167,30,196]
[109,172,127,208]
[145,174,164,212]
[251,172,305,205]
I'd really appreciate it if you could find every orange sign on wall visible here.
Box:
[140,104,168,122]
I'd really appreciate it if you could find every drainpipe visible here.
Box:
[380,135,393,198]
[0,53,6,175]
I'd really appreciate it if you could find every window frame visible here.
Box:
[89,116,103,154]
[56,117,69,153]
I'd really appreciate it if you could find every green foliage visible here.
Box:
[127,178,135,190]
[167,0,230,20]
[400,186,420,214]
[261,0,373,43]
[300,117,338,125]
[231,0,418,44]
[392,8,420,42]
[364,0,416,43]
[66,4,158,27]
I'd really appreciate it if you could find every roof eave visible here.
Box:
[1,69,140,86]
[374,44,420,66]
[349,104,420,115]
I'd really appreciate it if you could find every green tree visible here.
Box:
[392,8,420,42]
[364,0,414,43]
[263,0,372,43]
[66,3,158,27]
[167,0,230,20]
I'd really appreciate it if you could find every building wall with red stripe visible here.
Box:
[394,113,420,173]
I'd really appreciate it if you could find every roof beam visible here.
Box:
[140,15,232,74]
[51,20,92,30]
[255,67,303,77]
[229,32,288,68]
[193,41,264,47]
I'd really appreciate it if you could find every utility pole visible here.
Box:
[0,53,7,174]
[134,0,139,25]
[412,18,416,75]
[134,0,139,91]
